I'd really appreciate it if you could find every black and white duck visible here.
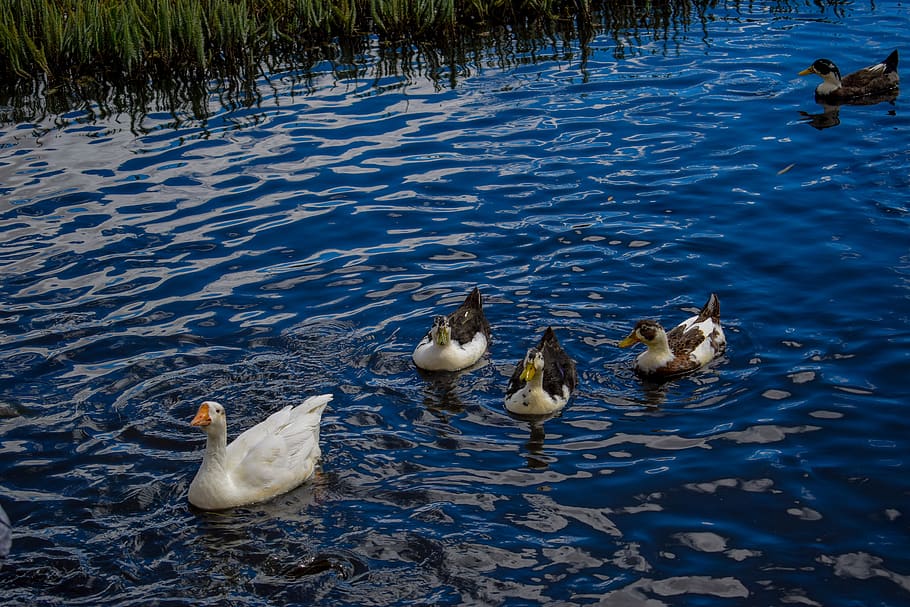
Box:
[412,287,491,372]
[799,50,899,101]
[618,293,726,380]
[505,327,577,416]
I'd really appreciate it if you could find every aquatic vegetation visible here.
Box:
[0,0,733,123]
[0,0,718,83]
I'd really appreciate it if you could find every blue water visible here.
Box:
[2,3,909,605]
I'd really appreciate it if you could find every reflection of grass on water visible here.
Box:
[0,0,714,123]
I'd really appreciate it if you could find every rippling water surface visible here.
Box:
[2,3,909,606]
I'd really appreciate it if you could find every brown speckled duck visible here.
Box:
[799,50,899,101]
[618,293,726,380]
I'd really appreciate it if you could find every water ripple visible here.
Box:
[2,3,910,606]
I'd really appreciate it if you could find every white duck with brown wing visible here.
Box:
[412,287,492,372]
[618,293,726,380]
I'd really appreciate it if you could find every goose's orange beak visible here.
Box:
[190,402,211,427]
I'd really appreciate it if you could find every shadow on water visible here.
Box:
[799,93,899,130]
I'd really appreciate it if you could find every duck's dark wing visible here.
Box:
[842,50,899,94]
[539,327,578,395]
[641,354,699,379]
[666,294,720,347]
[505,351,531,397]
[448,286,492,344]
[864,49,899,76]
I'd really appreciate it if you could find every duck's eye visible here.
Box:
[639,325,657,340]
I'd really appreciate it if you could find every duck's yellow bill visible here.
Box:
[618,334,639,348]
[520,363,537,382]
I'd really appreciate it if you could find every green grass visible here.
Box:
[0,0,596,82]
[0,0,722,124]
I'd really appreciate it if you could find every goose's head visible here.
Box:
[431,315,451,346]
[519,348,545,382]
[618,320,667,349]
[191,401,226,434]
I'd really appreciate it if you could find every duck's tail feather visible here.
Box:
[697,293,721,322]
[884,49,899,74]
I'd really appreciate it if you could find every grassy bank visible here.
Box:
[0,0,720,124]
[0,0,599,82]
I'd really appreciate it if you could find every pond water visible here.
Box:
[1,2,909,606]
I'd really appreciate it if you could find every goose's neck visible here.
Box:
[200,427,228,474]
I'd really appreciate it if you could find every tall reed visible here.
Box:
[0,0,728,124]
[0,0,612,82]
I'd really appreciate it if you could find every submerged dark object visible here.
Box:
[0,503,10,558]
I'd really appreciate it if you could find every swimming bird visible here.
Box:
[505,327,577,416]
[188,394,331,510]
[799,50,899,101]
[618,293,726,380]
[412,287,492,372]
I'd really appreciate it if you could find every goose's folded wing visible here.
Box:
[232,420,321,491]
[225,405,294,470]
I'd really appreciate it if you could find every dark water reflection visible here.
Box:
[2,1,910,606]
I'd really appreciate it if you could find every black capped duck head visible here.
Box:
[799,58,843,96]
[799,58,841,82]
[618,319,666,349]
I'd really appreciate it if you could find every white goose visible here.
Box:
[188,394,331,510]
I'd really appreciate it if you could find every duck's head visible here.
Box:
[519,348,545,382]
[618,320,666,349]
[799,59,842,84]
[431,315,451,346]
[191,401,226,432]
